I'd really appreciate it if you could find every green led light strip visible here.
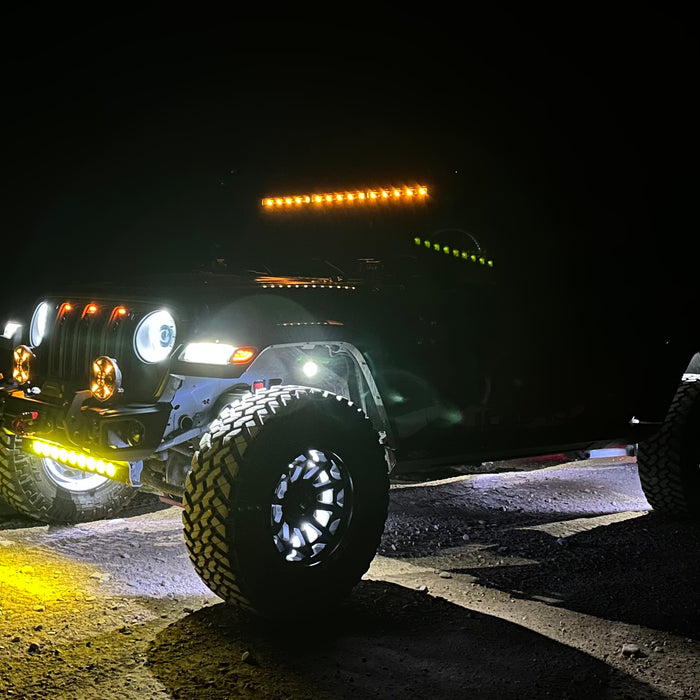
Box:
[414,238,494,267]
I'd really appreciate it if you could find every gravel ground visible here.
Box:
[0,456,698,699]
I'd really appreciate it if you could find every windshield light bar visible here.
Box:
[262,185,428,209]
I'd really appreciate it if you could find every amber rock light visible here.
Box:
[12,345,34,385]
[91,356,122,401]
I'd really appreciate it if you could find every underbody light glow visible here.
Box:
[262,185,428,209]
[30,439,122,480]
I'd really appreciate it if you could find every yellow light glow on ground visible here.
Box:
[0,564,66,600]
[0,550,96,606]
[0,548,109,624]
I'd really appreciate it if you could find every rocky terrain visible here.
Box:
[0,456,698,699]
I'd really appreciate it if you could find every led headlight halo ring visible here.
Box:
[29,300,50,347]
[133,309,177,363]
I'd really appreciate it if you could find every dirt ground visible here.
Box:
[0,455,698,699]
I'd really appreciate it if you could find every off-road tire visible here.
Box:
[183,385,389,618]
[636,379,700,520]
[0,433,135,523]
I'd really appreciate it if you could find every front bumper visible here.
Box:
[0,387,171,461]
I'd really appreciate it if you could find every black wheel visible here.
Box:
[0,433,135,522]
[636,379,700,520]
[183,385,389,618]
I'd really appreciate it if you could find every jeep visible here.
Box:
[0,182,697,618]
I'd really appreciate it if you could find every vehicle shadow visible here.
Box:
[145,580,668,700]
[450,512,700,640]
[380,463,700,640]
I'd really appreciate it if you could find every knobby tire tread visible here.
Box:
[183,385,389,614]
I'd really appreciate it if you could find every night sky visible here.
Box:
[0,10,695,322]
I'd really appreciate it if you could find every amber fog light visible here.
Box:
[91,356,122,401]
[12,345,34,385]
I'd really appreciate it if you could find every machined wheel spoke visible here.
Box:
[270,448,353,565]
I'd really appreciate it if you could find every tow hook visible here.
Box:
[11,411,38,436]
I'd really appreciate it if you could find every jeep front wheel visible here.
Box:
[0,434,135,522]
[183,386,389,618]
[636,379,700,520]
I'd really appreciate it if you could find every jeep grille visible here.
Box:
[33,297,173,402]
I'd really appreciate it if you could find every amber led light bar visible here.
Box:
[256,276,356,290]
[262,185,428,209]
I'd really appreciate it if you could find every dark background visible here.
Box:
[0,10,695,322]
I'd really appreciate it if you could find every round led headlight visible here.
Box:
[91,356,122,401]
[13,345,34,385]
[29,301,50,347]
[133,309,176,363]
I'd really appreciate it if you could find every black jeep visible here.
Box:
[0,182,697,618]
